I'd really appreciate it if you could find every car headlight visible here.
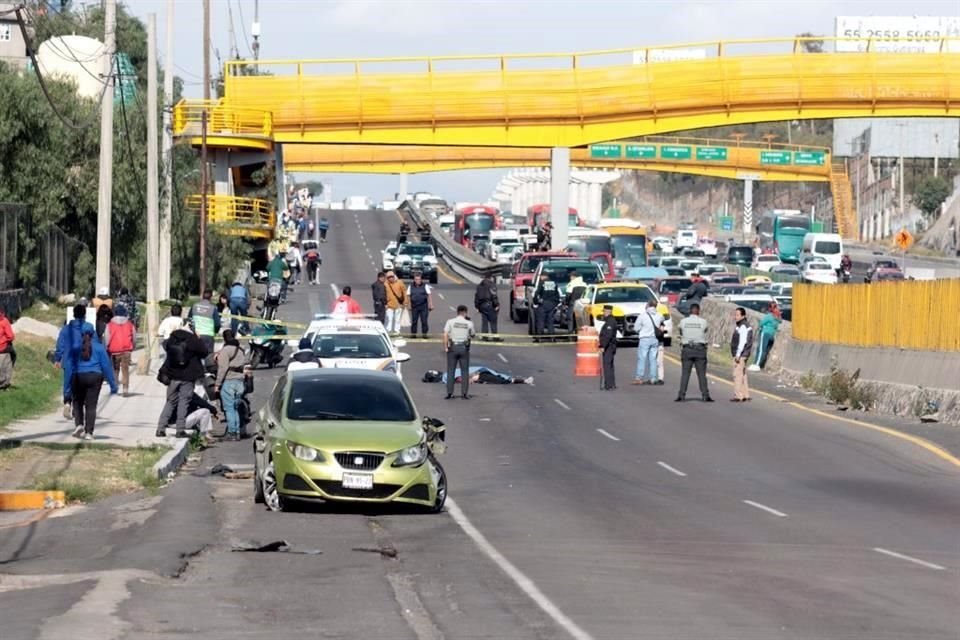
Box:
[286,441,323,462]
[392,443,427,467]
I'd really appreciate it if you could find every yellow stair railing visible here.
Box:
[829,163,856,240]
[173,99,273,139]
[185,194,276,240]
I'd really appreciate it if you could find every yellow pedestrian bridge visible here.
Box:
[175,36,960,147]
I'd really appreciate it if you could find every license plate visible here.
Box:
[342,472,374,490]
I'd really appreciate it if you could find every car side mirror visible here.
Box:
[393,338,407,348]
[396,352,411,363]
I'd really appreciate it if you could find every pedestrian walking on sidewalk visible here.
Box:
[156,325,209,438]
[443,305,475,399]
[55,304,96,416]
[71,327,118,440]
[215,329,249,441]
[632,299,664,385]
[675,303,713,402]
[731,307,754,402]
[104,304,136,396]
[0,308,15,390]
[474,273,500,338]
[407,273,433,338]
[598,304,618,390]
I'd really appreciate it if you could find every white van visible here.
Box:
[800,233,843,270]
[675,228,698,250]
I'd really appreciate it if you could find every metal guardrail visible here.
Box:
[397,200,502,283]
[172,99,273,138]
[185,195,276,240]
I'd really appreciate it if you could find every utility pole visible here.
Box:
[159,0,174,300]
[144,13,160,372]
[95,0,116,293]
[252,0,260,60]
[200,0,211,293]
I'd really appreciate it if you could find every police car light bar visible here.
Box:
[313,313,380,321]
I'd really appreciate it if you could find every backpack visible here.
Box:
[333,299,350,314]
[166,336,189,368]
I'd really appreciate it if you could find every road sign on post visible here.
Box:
[696,146,728,161]
[760,151,791,165]
[590,144,622,159]
[720,216,734,231]
[660,145,692,160]
[625,144,656,159]
[793,151,826,166]
[895,228,914,250]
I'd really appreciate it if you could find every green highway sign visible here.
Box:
[760,150,791,165]
[696,146,728,161]
[590,144,622,159]
[660,145,692,160]
[793,151,826,166]
[625,144,656,159]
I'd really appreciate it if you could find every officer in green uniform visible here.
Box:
[675,302,713,402]
[442,305,476,399]
[189,290,220,353]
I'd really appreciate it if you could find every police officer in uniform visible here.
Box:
[189,289,220,353]
[474,273,500,339]
[442,305,476,399]
[675,302,714,402]
[532,272,560,339]
[598,304,618,390]
[407,272,433,338]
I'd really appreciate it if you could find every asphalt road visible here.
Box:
[2,208,958,639]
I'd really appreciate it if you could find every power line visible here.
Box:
[234,0,253,58]
[116,55,147,215]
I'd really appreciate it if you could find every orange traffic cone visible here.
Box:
[575,326,602,377]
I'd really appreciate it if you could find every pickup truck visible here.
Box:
[508,251,573,323]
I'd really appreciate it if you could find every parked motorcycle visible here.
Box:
[253,270,282,321]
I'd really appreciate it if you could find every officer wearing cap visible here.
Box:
[675,302,713,402]
[442,305,476,399]
[597,304,618,390]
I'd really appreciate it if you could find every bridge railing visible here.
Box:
[173,99,273,138]
[221,36,960,145]
[185,195,276,240]
[792,279,960,351]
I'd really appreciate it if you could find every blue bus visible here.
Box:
[758,210,811,263]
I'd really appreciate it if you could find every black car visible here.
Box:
[725,245,755,266]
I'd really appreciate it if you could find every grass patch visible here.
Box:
[0,443,166,503]
[19,300,70,326]
[798,359,876,411]
[0,335,61,430]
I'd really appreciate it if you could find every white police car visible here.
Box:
[300,314,411,379]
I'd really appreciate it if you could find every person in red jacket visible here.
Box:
[331,286,363,315]
[104,304,136,396]
[0,308,14,390]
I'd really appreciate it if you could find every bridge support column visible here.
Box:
[213,149,231,196]
[588,181,602,225]
[275,144,287,212]
[742,179,754,239]
[399,172,409,201]
[550,147,570,250]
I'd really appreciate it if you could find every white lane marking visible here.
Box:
[330,283,341,299]
[446,499,595,640]
[497,353,508,363]
[553,398,571,411]
[873,547,946,571]
[438,292,446,300]
[479,418,491,422]
[742,500,788,518]
[657,461,687,477]
[596,428,620,441]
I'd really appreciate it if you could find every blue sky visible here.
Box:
[125,0,958,202]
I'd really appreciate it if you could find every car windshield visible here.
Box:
[287,377,416,422]
[659,279,692,293]
[807,263,832,270]
[663,267,686,276]
[874,260,898,269]
[680,261,702,270]
[567,236,611,256]
[728,246,753,257]
[772,265,800,273]
[659,257,680,267]
[399,244,434,256]
[518,256,550,273]
[698,265,723,275]
[712,275,740,284]
[543,265,603,284]
[312,333,391,359]
[594,287,655,304]
[815,241,841,254]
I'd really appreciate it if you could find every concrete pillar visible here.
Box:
[883,208,891,238]
[588,182,602,225]
[742,179,754,238]
[550,147,571,250]
[274,144,287,213]
[399,172,409,202]
[213,149,231,196]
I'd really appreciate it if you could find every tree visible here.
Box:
[913,176,951,218]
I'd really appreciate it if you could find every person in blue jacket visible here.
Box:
[54,304,96,420]
[71,325,118,440]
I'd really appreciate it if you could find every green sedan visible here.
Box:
[253,368,447,513]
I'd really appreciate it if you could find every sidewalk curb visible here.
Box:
[152,439,189,480]
[0,490,66,511]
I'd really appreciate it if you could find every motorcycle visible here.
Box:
[252,270,282,321]
[249,322,287,369]
[841,268,851,283]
